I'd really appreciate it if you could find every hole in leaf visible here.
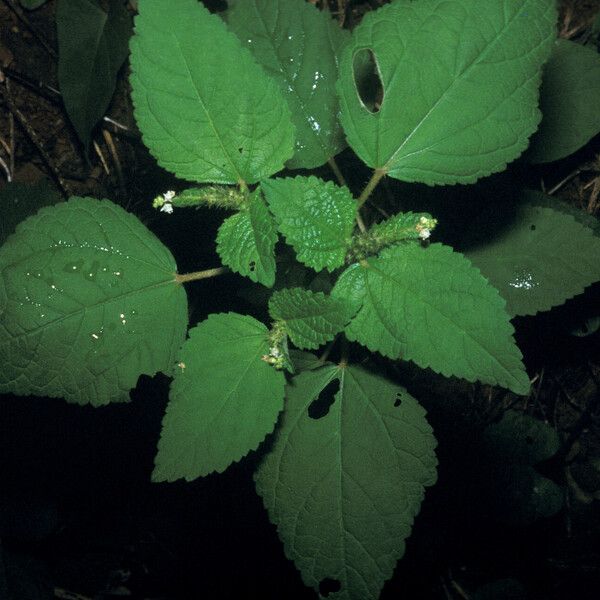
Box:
[249,261,256,272]
[352,48,384,114]
[318,578,341,597]
[308,378,340,419]
[394,393,402,407]
[525,435,534,445]
[530,224,536,231]
[238,147,243,154]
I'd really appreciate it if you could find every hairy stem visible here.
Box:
[357,168,386,209]
[328,156,347,187]
[175,266,229,284]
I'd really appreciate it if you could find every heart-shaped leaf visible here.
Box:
[0,197,188,406]
[255,363,437,600]
[337,0,556,184]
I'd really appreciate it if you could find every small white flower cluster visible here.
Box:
[416,216,436,241]
[160,190,176,214]
[153,190,176,213]
[261,344,282,365]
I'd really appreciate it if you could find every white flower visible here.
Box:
[163,190,176,202]
[418,228,431,240]
[160,202,174,214]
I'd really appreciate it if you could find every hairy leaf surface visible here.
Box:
[154,313,284,481]
[57,0,131,149]
[333,244,529,394]
[227,0,348,169]
[262,176,356,271]
[337,0,556,184]
[216,190,277,287]
[0,197,187,406]
[525,39,600,163]
[255,364,437,600]
[465,203,600,316]
[130,0,294,184]
[269,288,349,349]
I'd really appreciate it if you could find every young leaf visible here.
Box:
[0,181,61,245]
[227,0,349,169]
[336,244,530,395]
[337,0,557,184]
[262,176,357,271]
[268,288,350,350]
[0,197,188,406]
[217,190,277,287]
[130,0,295,185]
[465,203,600,316]
[524,39,600,163]
[153,313,285,481]
[57,0,132,149]
[255,364,437,600]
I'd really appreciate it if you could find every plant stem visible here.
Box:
[355,212,367,233]
[357,168,386,208]
[175,266,229,284]
[328,156,347,187]
[327,157,366,232]
[339,336,349,368]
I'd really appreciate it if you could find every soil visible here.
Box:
[1,1,600,599]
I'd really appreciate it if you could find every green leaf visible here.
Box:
[216,190,277,287]
[227,0,348,169]
[523,189,600,235]
[524,39,600,163]
[153,313,285,481]
[57,0,132,149]
[0,197,188,406]
[336,0,557,184]
[0,181,61,245]
[262,176,357,271]
[130,0,294,185]
[480,410,563,524]
[465,202,600,316]
[334,244,529,394]
[255,364,437,600]
[19,0,48,9]
[268,288,350,349]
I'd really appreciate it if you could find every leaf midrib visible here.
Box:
[380,0,535,171]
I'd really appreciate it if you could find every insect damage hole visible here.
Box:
[308,378,340,419]
[394,393,403,407]
[318,578,341,597]
[352,48,384,113]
